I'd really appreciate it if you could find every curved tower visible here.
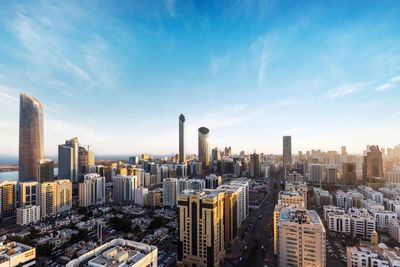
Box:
[19,93,44,181]
[179,114,185,163]
[198,127,210,169]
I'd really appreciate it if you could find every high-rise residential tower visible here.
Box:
[343,162,357,185]
[179,114,185,163]
[278,207,326,267]
[283,136,292,174]
[249,152,260,178]
[19,93,44,181]
[58,137,79,182]
[177,190,225,267]
[198,127,210,171]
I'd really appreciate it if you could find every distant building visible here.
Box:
[249,152,260,178]
[342,162,357,185]
[19,93,44,182]
[58,137,79,182]
[66,238,157,267]
[134,187,148,206]
[198,127,210,171]
[205,174,221,189]
[112,175,137,203]
[363,145,384,181]
[283,136,292,173]
[78,174,105,207]
[326,210,351,234]
[179,114,185,163]
[326,166,337,184]
[309,163,323,184]
[177,190,225,267]
[40,179,72,218]
[163,178,178,207]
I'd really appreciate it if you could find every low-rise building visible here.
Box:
[0,241,36,267]
[66,238,157,267]
[16,205,40,226]
[327,210,351,234]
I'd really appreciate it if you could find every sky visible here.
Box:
[0,0,400,158]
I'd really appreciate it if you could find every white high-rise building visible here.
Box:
[112,175,137,203]
[78,173,105,207]
[188,178,205,192]
[163,178,178,207]
[327,211,351,234]
[230,178,249,220]
[134,187,148,206]
[278,207,326,267]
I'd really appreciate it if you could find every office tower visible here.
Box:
[0,181,17,218]
[205,174,221,189]
[326,166,337,184]
[38,159,54,182]
[112,175,137,203]
[78,145,95,180]
[175,163,186,178]
[19,181,40,206]
[198,127,210,171]
[40,182,57,218]
[363,145,384,180]
[16,205,41,225]
[278,207,326,267]
[58,137,79,182]
[343,162,357,185]
[163,178,178,207]
[249,152,260,178]
[128,156,139,165]
[309,163,323,183]
[212,147,221,161]
[211,147,221,173]
[19,93,44,181]
[177,190,225,267]
[283,136,292,173]
[179,114,185,163]
[78,174,105,207]
[56,179,73,213]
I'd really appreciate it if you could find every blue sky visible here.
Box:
[0,0,400,157]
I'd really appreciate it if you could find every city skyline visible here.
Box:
[1,1,400,156]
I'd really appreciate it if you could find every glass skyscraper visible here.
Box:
[19,93,44,182]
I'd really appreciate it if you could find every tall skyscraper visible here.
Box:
[283,136,292,174]
[179,114,185,163]
[19,93,44,181]
[177,190,225,267]
[78,145,95,181]
[198,127,210,171]
[58,137,79,182]
[278,207,326,267]
[249,152,260,178]
[363,145,384,181]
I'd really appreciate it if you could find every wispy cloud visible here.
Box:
[326,83,368,99]
[375,75,400,92]
[164,0,176,17]
[386,109,400,123]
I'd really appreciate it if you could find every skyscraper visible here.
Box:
[179,114,185,163]
[342,162,357,185]
[19,93,44,181]
[163,178,178,207]
[249,152,260,178]
[0,181,17,219]
[363,145,384,181]
[58,137,79,182]
[283,136,292,174]
[198,127,210,171]
[177,190,225,267]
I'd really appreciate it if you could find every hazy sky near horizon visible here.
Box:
[1,0,400,157]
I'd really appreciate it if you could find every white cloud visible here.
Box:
[375,75,400,92]
[164,0,176,17]
[386,109,400,124]
[326,83,367,99]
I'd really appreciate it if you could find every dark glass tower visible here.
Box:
[179,114,185,163]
